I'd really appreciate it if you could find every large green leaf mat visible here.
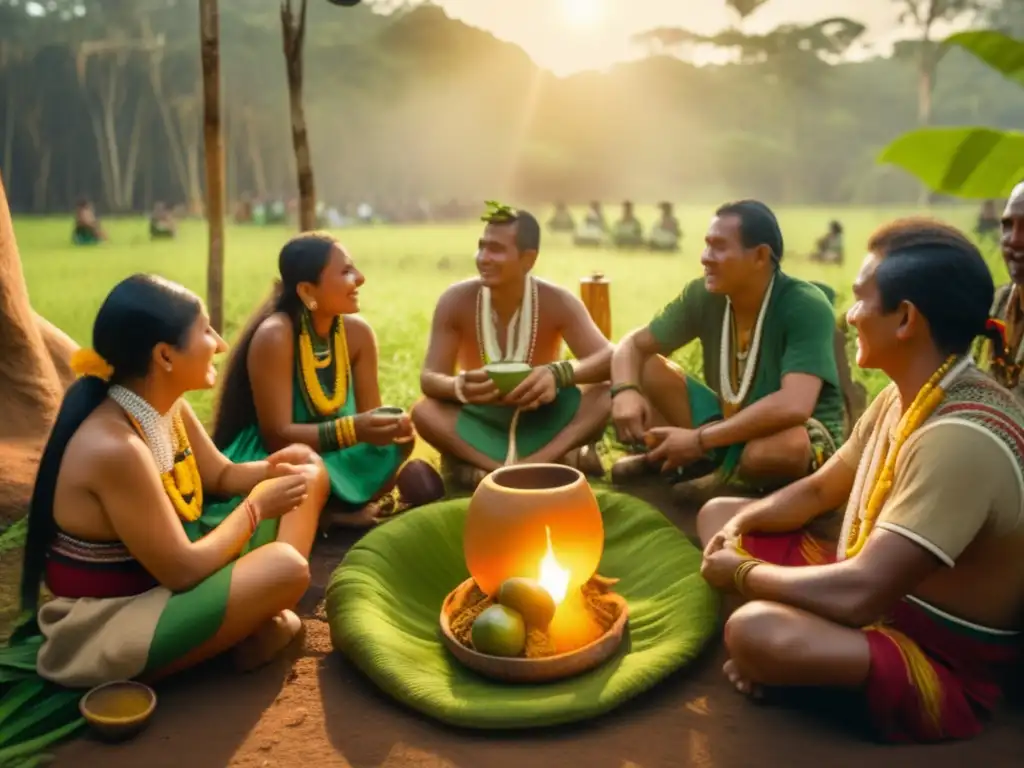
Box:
[325,489,721,729]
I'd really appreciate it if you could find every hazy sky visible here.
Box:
[434,0,973,75]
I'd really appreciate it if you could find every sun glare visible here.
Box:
[560,0,602,28]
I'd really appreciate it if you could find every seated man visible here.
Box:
[611,200,644,249]
[976,198,1000,240]
[648,201,681,252]
[611,200,845,490]
[979,181,1024,400]
[573,201,606,247]
[412,202,613,489]
[809,220,844,264]
[149,201,177,240]
[72,199,105,245]
[697,218,1024,744]
[547,201,576,233]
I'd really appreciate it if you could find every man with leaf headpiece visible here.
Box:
[412,201,614,488]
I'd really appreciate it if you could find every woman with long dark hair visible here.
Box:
[210,232,443,528]
[0,274,329,756]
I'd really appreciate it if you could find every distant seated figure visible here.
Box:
[612,201,644,249]
[412,202,613,489]
[149,202,177,240]
[547,202,576,233]
[234,196,254,224]
[976,199,1000,240]
[72,199,105,245]
[267,199,287,225]
[810,220,844,264]
[252,200,267,226]
[573,201,606,247]
[649,202,681,252]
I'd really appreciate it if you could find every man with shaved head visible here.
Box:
[981,182,1024,399]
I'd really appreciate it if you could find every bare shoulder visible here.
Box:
[535,278,583,319]
[437,279,479,309]
[65,404,154,486]
[342,314,376,354]
[250,312,295,358]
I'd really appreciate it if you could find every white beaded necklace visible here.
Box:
[477,275,538,363]
[108,385,177,474]
[719,274,775,407]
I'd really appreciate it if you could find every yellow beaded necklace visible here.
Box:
[845,354,957,558]
[298,312,349,416]
[127,412,204,522]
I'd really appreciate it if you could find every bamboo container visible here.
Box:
[580,272,611,340]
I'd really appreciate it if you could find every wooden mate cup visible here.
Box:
[580,272,611,340]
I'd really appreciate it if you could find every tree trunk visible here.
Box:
[243,108,269,199]
[200,0,226,333]
[281,0,317,231]
[2,76,14,189]
[0,169,64,442]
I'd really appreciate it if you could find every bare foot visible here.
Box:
[233,610,304,672]
[611,454,654,485]
[563,444,604,477]
[723,658,763,700]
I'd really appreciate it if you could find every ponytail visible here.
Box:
[20,376,110,612]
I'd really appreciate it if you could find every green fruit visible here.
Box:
[497,577,557,629]
[471,605,526,657]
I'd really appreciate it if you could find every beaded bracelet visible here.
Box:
[733,558,763,598]
[317,420,341,452]
[241,498,260,536]
[610,383,641,399]
[339,415,357,448]
[546,360,575,389]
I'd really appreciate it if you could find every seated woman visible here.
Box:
[72,199,106,245]
[150,201,177,240]
[648,201,681,252]
[210,232,444,529]
[573,201,606,247]
[612,201,644,249]
[809,220,844,264]
[0,274,329,756]
[547,201,576,233]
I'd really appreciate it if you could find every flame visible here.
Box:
[537,526,571,605]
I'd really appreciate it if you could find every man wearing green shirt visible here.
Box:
[610,199,846,489]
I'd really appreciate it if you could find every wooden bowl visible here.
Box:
[79,680,157,741]
[439,578,629,684]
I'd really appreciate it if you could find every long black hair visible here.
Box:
[211,232,337,448]
[20,274,202,612]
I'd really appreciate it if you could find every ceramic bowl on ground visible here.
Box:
[79,680,157,741]
[439,578,629,684]
[483,362,532,395]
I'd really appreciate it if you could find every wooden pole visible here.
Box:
[200,0,225,332]
[282,0,317,231]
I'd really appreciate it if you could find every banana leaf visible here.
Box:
[878,127,1024,199]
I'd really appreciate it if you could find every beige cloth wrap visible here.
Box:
[35,587,171,688]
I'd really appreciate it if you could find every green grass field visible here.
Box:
[13,204,1003,425]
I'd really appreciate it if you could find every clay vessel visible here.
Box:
[464,464,604,598]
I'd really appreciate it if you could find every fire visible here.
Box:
[537,526,571,605]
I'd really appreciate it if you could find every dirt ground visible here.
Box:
[8,483,1019,768]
